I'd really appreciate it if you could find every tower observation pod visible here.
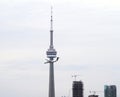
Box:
[45,7,59,97]
[46,7,57,59]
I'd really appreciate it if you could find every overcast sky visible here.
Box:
[0,0,120,97]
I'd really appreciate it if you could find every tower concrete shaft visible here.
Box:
[49,61,55,97]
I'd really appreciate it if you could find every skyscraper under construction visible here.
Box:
[72,81,84,97]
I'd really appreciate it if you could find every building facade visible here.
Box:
[72,81,83,97]
[88,95,98,97]
[104,85,117,97]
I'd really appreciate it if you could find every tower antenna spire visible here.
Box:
[50,6,53,48]
[51,6,53,31]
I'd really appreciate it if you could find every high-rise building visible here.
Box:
[104,85,117,97]
[72,81,83,97]
[45,7,59,97]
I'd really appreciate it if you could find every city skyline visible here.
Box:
[0,0,120,97]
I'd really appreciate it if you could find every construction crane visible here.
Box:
[72,75,80,81]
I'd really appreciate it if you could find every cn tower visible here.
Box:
[45,7,59,97]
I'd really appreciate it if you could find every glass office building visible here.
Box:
[104,85,117,97]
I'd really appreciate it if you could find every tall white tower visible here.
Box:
[45,7,59,97]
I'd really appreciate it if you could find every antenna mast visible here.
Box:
[50,6,53,49]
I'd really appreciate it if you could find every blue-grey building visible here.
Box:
[104,85,117,97]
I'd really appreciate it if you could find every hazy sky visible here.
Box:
[0,0,120,97]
